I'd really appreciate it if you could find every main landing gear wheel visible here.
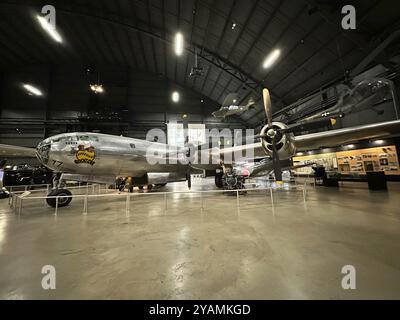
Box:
[46,189,72,208]
[215,173,223,188]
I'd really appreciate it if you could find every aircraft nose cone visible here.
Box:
[267,128,276,138]
[36,140,51,164]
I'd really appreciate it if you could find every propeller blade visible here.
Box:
[271,138,282,182]
[263,88,273,127]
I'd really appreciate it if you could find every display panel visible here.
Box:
[293,145,400,175]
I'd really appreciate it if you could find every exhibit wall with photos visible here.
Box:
[293,153,337,175]
[293,145,400,175]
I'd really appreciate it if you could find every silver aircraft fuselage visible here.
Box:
[35,132,200,178]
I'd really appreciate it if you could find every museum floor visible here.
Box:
[0,179,400,299]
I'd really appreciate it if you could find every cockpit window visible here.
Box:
[52,136,66,143]
[66,136,77,142]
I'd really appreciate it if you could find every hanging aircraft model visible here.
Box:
[303,78,393,121]
[1,88,400,208]
[212,93,256,118]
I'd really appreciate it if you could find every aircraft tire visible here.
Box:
[46,189,72,208]
[215,173,223,188]
[138,186,144,190]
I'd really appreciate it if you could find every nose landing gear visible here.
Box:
[46,173,72,208]
[46,188,72,208]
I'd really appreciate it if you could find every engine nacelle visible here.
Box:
[259,122,296,160]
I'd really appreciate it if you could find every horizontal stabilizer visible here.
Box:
[0,144,37,158]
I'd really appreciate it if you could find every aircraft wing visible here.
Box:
[0,144,37,158]
[210,119,400,162]
[294,119,400,151]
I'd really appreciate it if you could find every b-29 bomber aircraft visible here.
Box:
[1,88,400,208]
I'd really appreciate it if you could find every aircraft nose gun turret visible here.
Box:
[36,139,51,165]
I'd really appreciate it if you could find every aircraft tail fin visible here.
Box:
[222,93,240,106]
[247,97,256,108]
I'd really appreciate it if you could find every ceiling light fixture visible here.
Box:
[172,91,180,103]
[37,15,62,43]
[90,84,104,94]
[174,32,184,56]
[23,84,43,96]
[263,49,281,69]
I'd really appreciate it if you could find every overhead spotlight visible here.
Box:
[37,15,62,43]
[262,49,281,69]
[182,114,188,118]
[200,99,204,103]
[374,140,385,145]
[231,22,237,30]
[172,91,180,103]
[23,84,43,96]
[90,84,104,94]
[174,32,184,56]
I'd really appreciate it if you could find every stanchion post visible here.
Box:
[13,195,17,211]
[126,194,130,217]
[83,195,88,215]
[54,196,58,216]
[236,190,240,210]
[19,198,23,215]
[164,192,167,214]
[270,188,274,207]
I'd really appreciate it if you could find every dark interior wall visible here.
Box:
[0,64,246,146]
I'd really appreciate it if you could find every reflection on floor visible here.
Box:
[0,178,400,299]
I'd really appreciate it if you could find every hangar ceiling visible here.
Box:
[1,0,400,128]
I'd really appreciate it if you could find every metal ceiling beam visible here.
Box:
[237,0,284,67]
[236,4,308,110]
[146,0,159,75]
[351,29,400,77]
[304,0,370,52]
[203,0,237,100]
[37,4,274,102]
[0,1,277,126]
[192,0,215,90]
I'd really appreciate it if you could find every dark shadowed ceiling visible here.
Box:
[1,0,400,127]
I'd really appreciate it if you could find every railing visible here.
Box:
[8,181,312,217]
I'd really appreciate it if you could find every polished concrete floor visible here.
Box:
[1,178,400,299]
